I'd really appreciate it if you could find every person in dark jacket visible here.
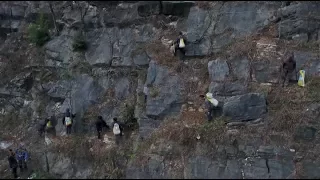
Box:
[95,116,109,139]
[15,145,29,172]
[111,117,124,145]
[280,52,297,87]
[8,149,18,179]
[175,31,187,61]
[62,108,76,135]
[37,118,49,137]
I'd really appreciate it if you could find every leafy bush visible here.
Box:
[72,32,87,52]
[27,13,50,46]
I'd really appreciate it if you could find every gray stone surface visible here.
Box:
[145,61,183,117]
[44,30,74,63]
[243,157,294,179]
[184,156,241,179]
[223,93,267,122]
[71,74,104,132]
[215,2,281,36]
[44,80,72,99]
[209,81,247,97]
[252,60,281,83]
[229,57,250,81]
[86,24,155,66]
[208,59,230,82]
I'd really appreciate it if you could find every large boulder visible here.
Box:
[208,59,230,82]
[277,2,320,38]
[145,61,184,117]
[223,93,267,122]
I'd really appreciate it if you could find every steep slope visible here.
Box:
[0,1,319,179]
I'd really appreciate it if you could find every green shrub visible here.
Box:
[27,13,50,46]
[72,32,87,52]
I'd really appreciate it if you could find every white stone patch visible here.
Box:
[0,141,13,150]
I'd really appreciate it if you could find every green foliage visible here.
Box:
[149,85,160,98]
[121,104,138,130]
[27,13,50,46]
[72,32,87,52]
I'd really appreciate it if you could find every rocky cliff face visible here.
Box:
[0,1,320,179]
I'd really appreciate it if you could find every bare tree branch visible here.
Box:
[48,2,59,36]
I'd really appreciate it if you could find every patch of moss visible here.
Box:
[27,13,50,46]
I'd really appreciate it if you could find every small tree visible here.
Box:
[72,32,87,52]
[27,13,50,46]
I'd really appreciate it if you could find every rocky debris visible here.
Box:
[223,93,267,122]
[242,157,294,179]
[145,61,183,117]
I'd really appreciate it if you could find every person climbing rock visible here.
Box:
[111,117,124,145]
[280,52,297,87]
[8,149,18,179]
[15,145,28,172]
[95,116,109,139]
[143,84,150,103]
[62,108,76,135]
[37,118,49,137]
[170,41,176,56]
[200,93,223,121]
[48,115,57,136]
[175,31,187,61]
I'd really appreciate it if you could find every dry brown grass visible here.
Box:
[136,110,229,164]
[146,41,180,69]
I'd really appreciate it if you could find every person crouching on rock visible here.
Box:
[62,108,76,135]
[112,117,124,145]
[95,116,109,139]
[200,93,223,121]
